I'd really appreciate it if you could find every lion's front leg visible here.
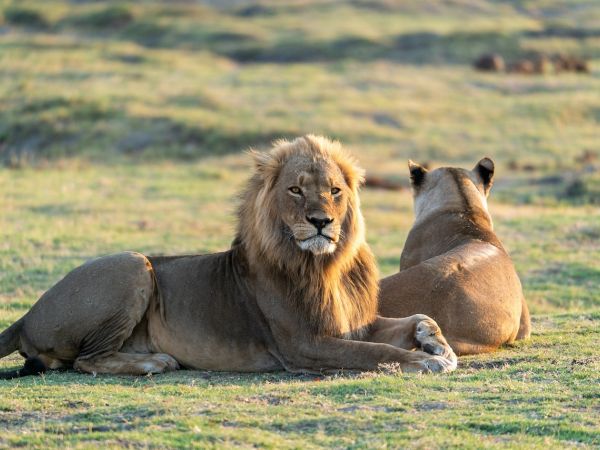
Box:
[368,315,457,369]
[279,335,455,374]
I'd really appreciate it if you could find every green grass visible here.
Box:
[1,0,599,448]
[1,0,599,166]
[1,160,599,448]
[0,312,598,448]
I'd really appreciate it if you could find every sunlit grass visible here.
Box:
[1,0,599,447]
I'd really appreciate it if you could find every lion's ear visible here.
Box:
[248,149,280,187]
[346,163,366,191]
[249,149,271,172]
[334,156,365,191]
[408,160,428,188]
[474,157,494,194]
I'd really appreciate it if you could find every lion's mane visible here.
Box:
[234,135,379,338]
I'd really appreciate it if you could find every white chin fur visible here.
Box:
[297,236,337,255]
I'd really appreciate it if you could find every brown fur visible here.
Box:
[237,136,377,339]
[473,53,505,72]
[553,54,590,73]
[379,158,531,356]
[507,59,536,74]
[0,136,457,378]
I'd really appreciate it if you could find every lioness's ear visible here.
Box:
[408,160,428,188]
[474,157,494,194]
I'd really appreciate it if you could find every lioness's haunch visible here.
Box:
[0,135,456,379]
[379,158,531,355]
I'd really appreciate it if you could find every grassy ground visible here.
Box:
[0,314,597,448]
[1,0,599,448]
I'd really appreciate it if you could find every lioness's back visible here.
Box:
[381,242,523,343]
[378,158,530,355]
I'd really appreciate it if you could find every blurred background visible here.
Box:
[0,0,599,317]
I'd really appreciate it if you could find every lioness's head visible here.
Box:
[238,135,366,263]
[407,157,495,223]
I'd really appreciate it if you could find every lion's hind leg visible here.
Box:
[74,352,178,375]
[72,315,179,375]
[18,252,179,377]
[72,305,178,376]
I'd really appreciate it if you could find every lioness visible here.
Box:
[0,135,456,379]
[379,158,531,355]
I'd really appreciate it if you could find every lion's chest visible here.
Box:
[311,286,376,339]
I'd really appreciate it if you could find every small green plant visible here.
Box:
[3,7,48,28]
[67,6,133,29]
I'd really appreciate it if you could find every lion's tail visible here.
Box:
[0,318,23,359]
[0,356,46,380]
[0,318,46,380]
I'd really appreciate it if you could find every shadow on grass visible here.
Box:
[11,3,568,66]
[0,99,300,165]
[0,366,327,387]
[6,3,600,66]
[460,356,532,370]
[115,26,526,65]
[461,421,600,445]
[65,17,600,64]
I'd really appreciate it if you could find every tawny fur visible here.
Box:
[237,136,377,338]
[379,158,531,356]
[0,136,457,377]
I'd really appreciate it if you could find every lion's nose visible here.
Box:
[306,216,333,230]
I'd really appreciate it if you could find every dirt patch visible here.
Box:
[463,356,532,370]
[570,357,600,367]
[415,401,448,411]
[237,394,293,406]
[337,404,400,413]
[0,411,48,429]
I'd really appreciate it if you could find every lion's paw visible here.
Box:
[421,355,456,373]
[402,353,456,374]
[414,318,457,368]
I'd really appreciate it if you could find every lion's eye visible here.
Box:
[331,187,341,195]
[289,186,302,195]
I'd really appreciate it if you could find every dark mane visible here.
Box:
[234,136,379,337]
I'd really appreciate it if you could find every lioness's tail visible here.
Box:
[0,318,23,359]
[516,298,531,340]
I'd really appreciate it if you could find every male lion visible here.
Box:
[379,158,531,355]
[0,135,456,378]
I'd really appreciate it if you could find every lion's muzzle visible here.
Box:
[293,215,339,255]
[297,234,337,255]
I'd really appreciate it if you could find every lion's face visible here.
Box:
[276,156,349,255]
[245,135,366,259]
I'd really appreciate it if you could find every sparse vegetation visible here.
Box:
[0,0,599,448]
[3,6,48,29]
[64,6,133,30]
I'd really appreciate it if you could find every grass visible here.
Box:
[1,0,599,166]
[0,312,598,448]
[1,0,599,448]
